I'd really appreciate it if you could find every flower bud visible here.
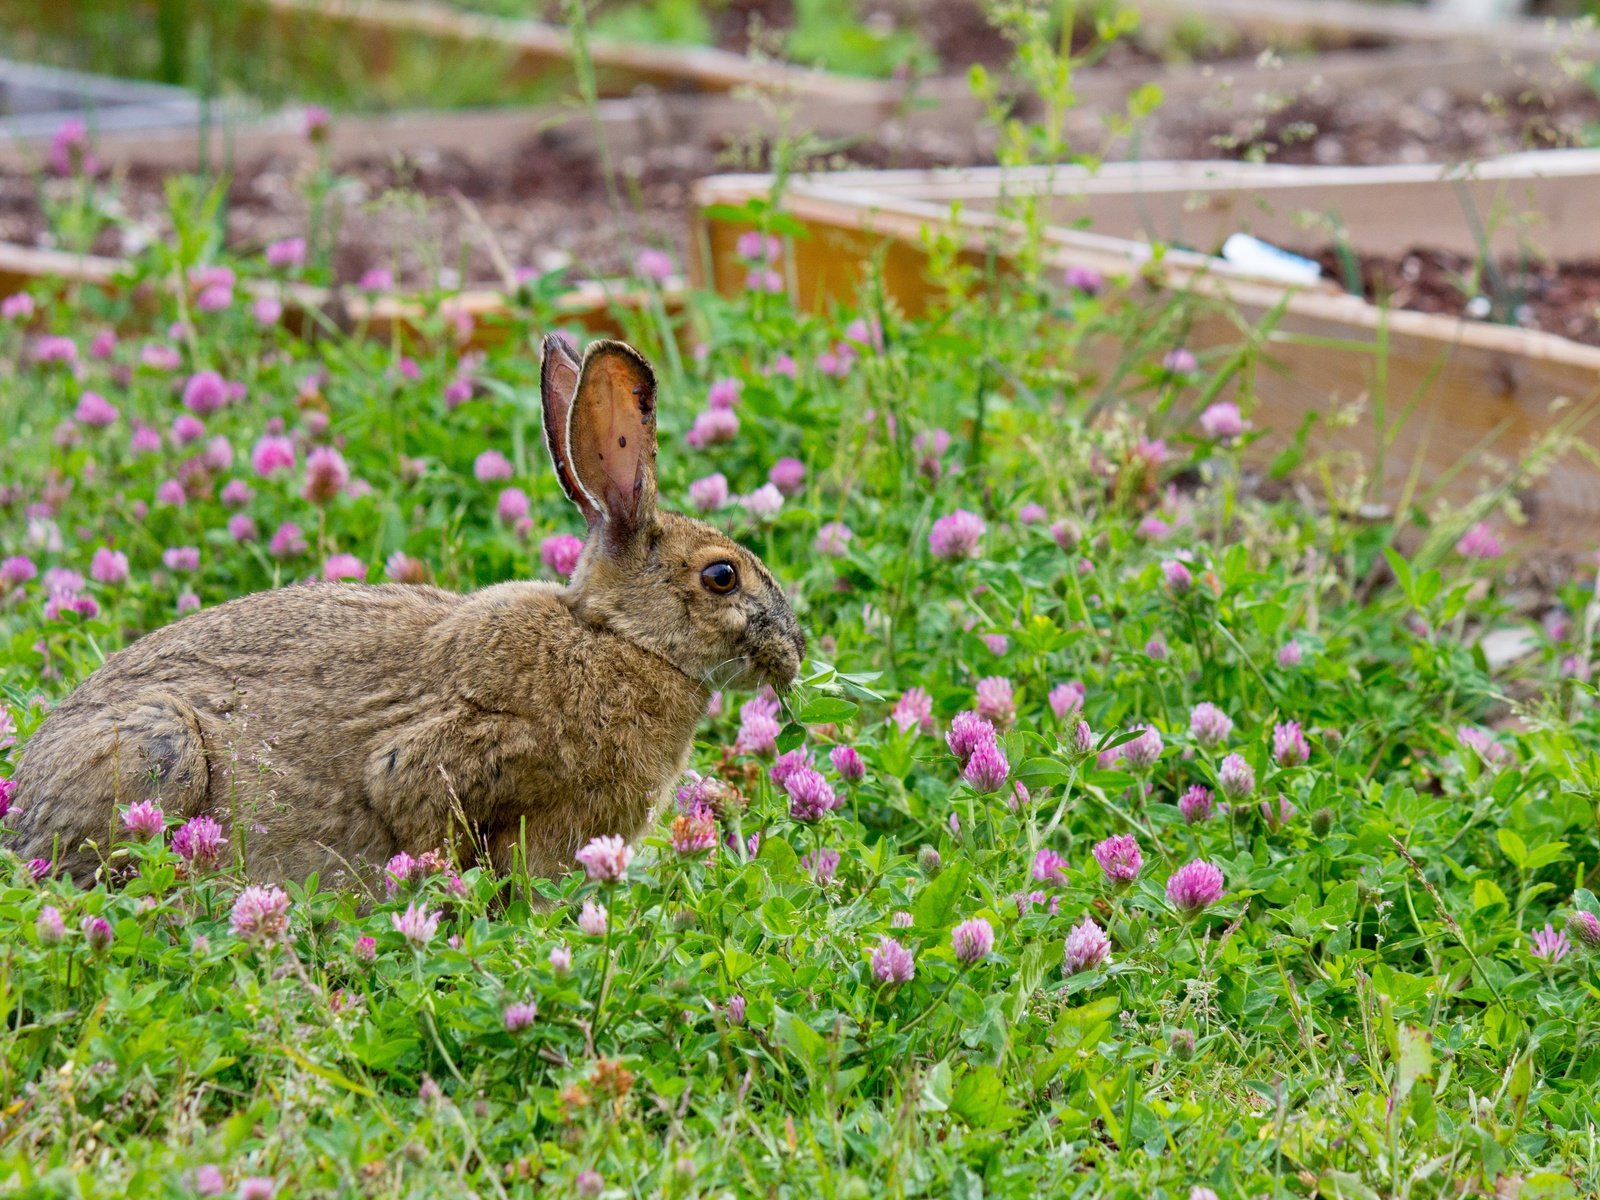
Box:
[1568,910,1600,949]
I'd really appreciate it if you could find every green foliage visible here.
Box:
[1,11,1599,1199]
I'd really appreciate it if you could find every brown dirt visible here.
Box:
[541,0,1282,74]
[0,126,978,290]
[3,49,1600,347]
[1140,80,1600,166]
[1310,245,1600,346]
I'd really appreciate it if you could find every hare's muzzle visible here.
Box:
[746,617,804,693]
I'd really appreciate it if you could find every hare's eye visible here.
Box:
[701,561,739,595]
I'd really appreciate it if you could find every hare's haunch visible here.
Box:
[8,337,804,885]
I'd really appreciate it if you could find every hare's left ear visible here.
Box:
[540,332,598,523]
[567,339,659,548]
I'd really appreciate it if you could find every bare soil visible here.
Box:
[3,54,1599,347]
[0,128,980,289]
[1310,245,1600,346]
[1143,80,1600,166]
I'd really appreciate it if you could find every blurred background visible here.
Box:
[2,0,1598,341]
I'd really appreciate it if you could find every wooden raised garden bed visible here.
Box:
[691,153,1600,553]
[0,240,675,345]
[257,0,891,101]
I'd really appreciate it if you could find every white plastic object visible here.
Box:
[1221,233,1323,287]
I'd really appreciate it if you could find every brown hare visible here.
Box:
[7,335,804,885]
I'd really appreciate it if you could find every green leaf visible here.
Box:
[758,896,799,938]
[347,1027,416,1072]
[1050,995,1119,1049]
[776,722,807,753]
[1126,82,1164,119]
[1383,547,1414,603]
[1520,1172,1578,1199]
[950,1064,1020,1130]
[1472,879,1508,912]
[1318,1172,1381,1200]
[1523,840,1568,871]
[1005,942,1051,1025]
[773,1008,830,1085]
[1395,1024,1434,1103]
[919,1060,953,1113]
[799,696,859,725]
[276,1045,374,1098]
[1015,757,1073,788]
[757,835,800,882]
[1496,828,1528,870]
[913,859,973,933]
[1268,410,1319,479]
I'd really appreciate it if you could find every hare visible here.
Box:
[8,335,804,886]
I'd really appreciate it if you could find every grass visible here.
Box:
[2,14,1600,1200]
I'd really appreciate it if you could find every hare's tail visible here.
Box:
[8,692,211,884]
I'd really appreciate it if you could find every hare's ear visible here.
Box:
[540,332,599,521]
[568,339,658,548]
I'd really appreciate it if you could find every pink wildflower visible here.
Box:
[173,816,227,871]
[578,900,607,936]
[90,547,129,585]
[230,886,291,941]
[635,248,674,282]
[323,554,365,582]
[503,1001,539,1031]
[1092,834,1142,885]
[1049,681,1085,721]
[891,687,934,735]
[541,534,584,576]
[689,473,729,512]
[928,510,984,560]
[946,711,997,763]
[1178,785,1213,824]
[1189,702,1232,748]
[1032,847,1068,885]
[391,902,440,948]
[951,917,994,965]
[474,449,513,482]
[1273,721,1310,767]
[706,378,741,410]
[575,835,634,882]
[975,676,1015,727]
[768,457,805,495]
[122,799,164,839]
[1166,861,1226,914]
[302,446,350,503]
[1063,916,1110,973]
[830,744,865,782]
[871,936,915,985]
[963,741,1010,794]
[1218,753,1255,800]
[1456,522,1503,559]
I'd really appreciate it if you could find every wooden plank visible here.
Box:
[692,173,1600,552]
[0,79,999,175]
[764,149,1600,260]
[1069,43,1555,116]
[259,0,892,102]
[1132,0,1600,54]
[0,243,122,294]
[0,241,674,345]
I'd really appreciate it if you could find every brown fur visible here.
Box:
[7,337,804,886]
